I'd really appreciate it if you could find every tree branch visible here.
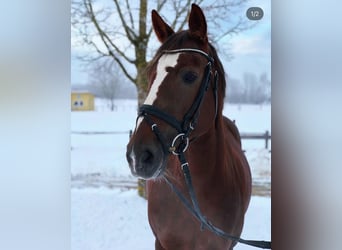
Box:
[170,0,192,31]
[85,0,135,61]
[125,0,135,31]
[147,0,168,40]
[72,0,263,89]
[84,0,136,83]
[109,51,136,84]
[112,0,138,42]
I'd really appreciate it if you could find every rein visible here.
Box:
[163,152,272,249]
[138,48,271,249]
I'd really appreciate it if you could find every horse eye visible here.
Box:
[182,71,198,84]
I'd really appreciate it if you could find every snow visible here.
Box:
[71,188,270,250]
[71,99,271,249]
[71,188,153,250]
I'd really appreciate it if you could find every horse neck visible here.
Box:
[186,114,235,185]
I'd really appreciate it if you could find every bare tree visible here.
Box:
[230,72,270,104]
[72,0,253,105]
[259,72,271,103]
[88,59,123,111]
[225,77,243,103]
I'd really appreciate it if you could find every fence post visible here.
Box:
[265,130,269,149]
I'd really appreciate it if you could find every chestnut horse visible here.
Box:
[127,4,254,250]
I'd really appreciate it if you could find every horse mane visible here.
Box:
[223,116,242,147]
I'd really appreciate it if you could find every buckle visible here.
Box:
[169,133,189,155]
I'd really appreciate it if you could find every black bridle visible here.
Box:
[139,48,218,156]
[137,48,271,249]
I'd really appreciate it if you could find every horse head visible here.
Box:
[126,4,225,180]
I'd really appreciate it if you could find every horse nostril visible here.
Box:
[140,149,154,166]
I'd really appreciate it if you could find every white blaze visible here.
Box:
[145,53,180,104]
[135,53,180,130]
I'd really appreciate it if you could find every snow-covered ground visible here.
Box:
[71,99,271,250]
[71,188,270,250]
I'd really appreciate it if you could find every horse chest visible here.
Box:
[147,180,241,249]
[148,181,193,231]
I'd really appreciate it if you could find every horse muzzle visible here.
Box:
[126,141,167,180]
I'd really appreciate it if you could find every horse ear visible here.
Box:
[188,4,208,43]
[152,10,175,43]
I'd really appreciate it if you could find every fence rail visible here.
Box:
[240,130,271,149]
[72,130,271,149]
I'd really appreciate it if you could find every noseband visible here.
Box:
[138,48,218,155]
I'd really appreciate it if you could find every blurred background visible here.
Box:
[2,0,341,250]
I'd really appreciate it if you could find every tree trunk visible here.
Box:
[135,0,148,199]
[136,66,148,199]
[110,99,115,111]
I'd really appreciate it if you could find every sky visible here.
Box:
[228,0,271,78]
[71,0,271,86]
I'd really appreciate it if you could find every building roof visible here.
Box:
[71,84,92,93]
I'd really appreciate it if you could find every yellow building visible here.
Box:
[71,91,95,111]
